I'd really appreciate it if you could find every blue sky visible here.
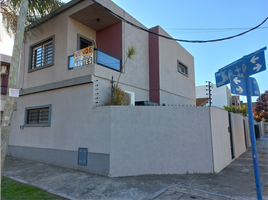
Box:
[111,0,268,102]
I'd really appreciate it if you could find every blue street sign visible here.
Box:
[247,48,267,76]
[251,78,260,96]
[230,75,260,96]
[230,75,247,95]
[215,47,267,88]
[215,47,267,200]
[215,59,244,87]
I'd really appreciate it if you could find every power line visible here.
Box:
[92,0,268,43]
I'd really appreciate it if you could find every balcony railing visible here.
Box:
[1,86,7,95]
[68,48,121,71]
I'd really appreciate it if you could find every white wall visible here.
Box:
[244,117,251,148]
[196,85,231,108]
[210,107,232,173]
[230,112,246,159]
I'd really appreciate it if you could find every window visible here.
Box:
[29,35,55,72]
[24,105,52,127]
[77,34,94,50]
[177,60,188,76]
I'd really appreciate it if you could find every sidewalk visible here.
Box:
[3,135,268,200]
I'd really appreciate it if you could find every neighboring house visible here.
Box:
[196,98,209,107]
[196,84,232,108]
[1,13,13,123]
[232,95,240,106]
[8,0,195,176]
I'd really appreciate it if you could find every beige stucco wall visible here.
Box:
[158,27,195,105]
[109,106,214,177]
[17,0,150,105]
[9,84,111,154]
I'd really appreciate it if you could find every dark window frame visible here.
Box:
[177,59,188,77]
[24,104,52,127]
[77,34,95,50]
[28,35,55,73]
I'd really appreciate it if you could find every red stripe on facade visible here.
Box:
[96,22,123,69]
[149,26,160,104]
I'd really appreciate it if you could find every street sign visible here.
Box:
[247,48,266,76]
[215,59,244,87]
[251,78,260,96]
[230,75,247,95]
[215,47,267,200]
[230,75,260,96]
[215,47,267,88]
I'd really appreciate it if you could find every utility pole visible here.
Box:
[206,81,212,107]
[1,0,29,178]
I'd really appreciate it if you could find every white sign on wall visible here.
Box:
[9,88,19,98]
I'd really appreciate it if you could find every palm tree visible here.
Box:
[1,0,64,178]
[1,0,64,40]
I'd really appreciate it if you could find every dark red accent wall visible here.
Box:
[149,26,160,104]
[96,22,122,66]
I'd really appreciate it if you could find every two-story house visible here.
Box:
[8,0,196,176]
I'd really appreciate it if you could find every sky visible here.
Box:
[110,0,268,102]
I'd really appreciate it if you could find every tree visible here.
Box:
[253,90,268,122]
[1,0,64,178]
[1,0,63,40]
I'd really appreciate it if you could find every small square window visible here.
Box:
[177,60,188,76]
[24,105,52,127]
[29,35,55,72]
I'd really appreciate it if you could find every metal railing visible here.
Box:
[68,48,121,71]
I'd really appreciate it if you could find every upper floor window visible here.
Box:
[77,34,94,50]
[177,60,188,76]
[29,35,55,72]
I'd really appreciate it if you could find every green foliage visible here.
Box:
[0,0,64,40]
[1,176,68,200]
[223,105,248,116]
[104,84,130,106]
[116,46,137,87]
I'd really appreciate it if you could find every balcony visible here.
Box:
[69,2,121,31]
[68,48,121,71]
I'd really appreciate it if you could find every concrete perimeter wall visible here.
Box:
[210,107,231,173]
[230,113,246,159]
[244,117,251,148]
[9,104,243,177]
[108,106,225,177]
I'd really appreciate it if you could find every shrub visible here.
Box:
[223,105,248,116]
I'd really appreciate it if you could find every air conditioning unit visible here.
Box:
[1,66,8,76]
[124,91,135,106]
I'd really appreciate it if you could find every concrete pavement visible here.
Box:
[3,134,268,200]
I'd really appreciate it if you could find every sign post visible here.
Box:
[215,47,267,200]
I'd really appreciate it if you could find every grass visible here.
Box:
[1,176,69,200]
